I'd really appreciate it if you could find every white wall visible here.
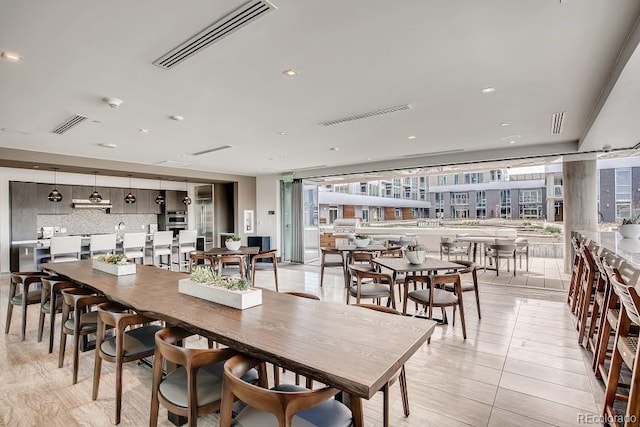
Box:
[0,167,199,272]
[256,174,281,255]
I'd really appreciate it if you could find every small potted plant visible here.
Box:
[404,242,427,264]
[225,235,242,251]
[178,265,262,309]
[354,233,370,248]
[93,253,136,276]
[620,214,640,239]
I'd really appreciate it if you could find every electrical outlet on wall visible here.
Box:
[60,228,67,233]
[141,225,145,229]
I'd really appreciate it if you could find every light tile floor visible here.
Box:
[0,257,603,426]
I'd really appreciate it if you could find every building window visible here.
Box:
[464,172,483,184]
[490,170,503,182]
[454,174,460,185]
[359,183,367,194]
[395,208,402,219]
[519,189,542,203]
[476,190,486,207]
[362,208,369,222]
[436,175,447,185]
[500,189,511,218]
[328,206,338,224]
[476,208,486,219]
[615,168,632,221]
[434,192,444,207]
[452,192,468,205]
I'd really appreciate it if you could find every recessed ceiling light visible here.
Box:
[367,158,373,161]
[169,115,184,121]
[481,87,496,94]
[282,69,298,77]
[500,123,509,127]
[139,128,150,134]
[279,132,286,135]
[1,51,23,62]
[501,134,522,140]
[330,147,340,151]
[509,140,516,144]
[33,165,39,169]
[408,136,416,140]
[99,143,118,148]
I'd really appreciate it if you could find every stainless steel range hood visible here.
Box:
[72,199,112,210]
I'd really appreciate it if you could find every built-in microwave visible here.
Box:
[167,212,187,224]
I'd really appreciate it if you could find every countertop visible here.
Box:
[576,230,640,265]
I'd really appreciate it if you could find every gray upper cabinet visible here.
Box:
[166,190,188,212]
[72,185,110,202]
[109,188,125,214]
[135,189,150,214]
[10,182,38,241]
[148,190,163,214]
[37,184,72,214]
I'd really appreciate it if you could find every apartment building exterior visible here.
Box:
[318,157,640,224]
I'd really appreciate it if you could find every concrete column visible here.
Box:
[563,158,598,273]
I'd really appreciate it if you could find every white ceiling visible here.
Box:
[1,0,639,178]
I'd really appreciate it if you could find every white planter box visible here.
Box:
[178,279,262,310]
[92,260,137,276]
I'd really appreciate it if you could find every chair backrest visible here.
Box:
[50,236,82,256]
[610,275,640,326]
[618,261,640,289]
[153,231,174,247]
[178,230,197,245]
[90,233,116,254]
[154,326,236,370]
[220,354,342,427]
[217,255,246,277]
[123,232,146,250]
[600,248,621,268]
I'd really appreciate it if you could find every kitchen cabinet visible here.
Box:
[148,191,163,214]
[109,188,125,214]
[136,189,150,214]
[37,184,72,214]
[165,190,188,212]
[72,185,110,202]
[10,182,38,242]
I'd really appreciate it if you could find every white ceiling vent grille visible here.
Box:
[551,111,565,135]
[192,145,232,156]
[153,0,276,69]
[51,115,88,134]
[319,104,413,127]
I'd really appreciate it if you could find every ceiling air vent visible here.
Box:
[51,115,88,134]
[192,145,232,156]
[153,0,276,69]
[319,104,413,127]
[403,149,465,158]
[551,111,565,135]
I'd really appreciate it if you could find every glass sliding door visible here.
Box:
[281,181,293,262]
[303,184,319,262]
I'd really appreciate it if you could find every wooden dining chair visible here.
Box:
[403,273,467,340]
[319,247,345,287]
[217,254,247,278]
[347,265,396,309]
[484,239,516,276]
[38,277,76,353]
[354,304,409,427]
[188,250,216,272]
[575,245,597,346]
[220,354,356,427]
[92,302,163,424]
[442,260,481,320]
[59,288,108,384]
[150,326,240,427]
[250,249,279,292]
[5,272,50,341]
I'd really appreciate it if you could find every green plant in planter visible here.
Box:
[96,254,129,265]
[354,234,369,240]
[622,214,640,225]
[227,235,241,242]
[189,266,251,291]
[406,243,426,252]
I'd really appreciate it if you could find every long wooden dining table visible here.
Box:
[40,260,436,425]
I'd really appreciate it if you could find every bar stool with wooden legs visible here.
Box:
[586,252,609,354]
[568,237,586,311]
[603,273,640,425]
[38,277,76,353]
[92,302,162,425]
[355,303,409,427]
[575,245,597,346]
[59,288,107,384]
[5,272,50,341]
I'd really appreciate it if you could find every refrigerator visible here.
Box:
[195,185,214,250]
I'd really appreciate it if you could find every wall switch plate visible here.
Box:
[60,228,67,233]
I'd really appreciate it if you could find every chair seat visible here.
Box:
[64,311,99,334]
[178,245,196,254]
[159,364,258,408]
[619,336,638,368]
[595,291,605,306]
[43,298,64,313]
[101,324,163,358]
[444,282,475,292]
[220,267,244,276]
[607,308,620,328]
[408,288,459,305]
[322,261,344,268]
[153,248,172,256]
[252,263,275,271]
[233,384,352,427]
[10,290,42,305]
[124,250,144,259]
[348,283,390,298]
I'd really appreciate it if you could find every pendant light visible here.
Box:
[48,168,63,202]
[182,180,192,205]
[89,172,102,203]
[155,177,165,204]
[124,175,136,204]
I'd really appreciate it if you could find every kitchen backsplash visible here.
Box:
[37,210,158,236]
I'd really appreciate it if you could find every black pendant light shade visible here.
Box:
[124,176,136,204]
[48,168,63,202]
[89,172,102,202]
[48,188,63,202]
[155,177,165,204]
[182,180,191,205]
